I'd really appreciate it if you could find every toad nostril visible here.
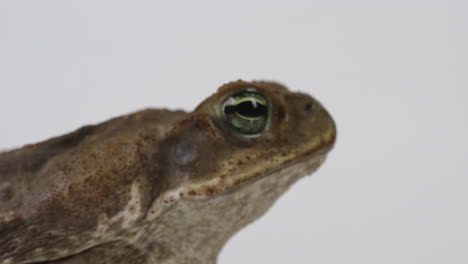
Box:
[304,102,313,111]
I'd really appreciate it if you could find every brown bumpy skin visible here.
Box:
[0,81,336,264]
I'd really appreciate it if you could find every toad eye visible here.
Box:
[223,90,269,135]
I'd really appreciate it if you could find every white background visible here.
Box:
[1,1,467,263]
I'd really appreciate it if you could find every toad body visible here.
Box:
[0,81,336,264]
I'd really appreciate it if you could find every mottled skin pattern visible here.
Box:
[0,81,336,264]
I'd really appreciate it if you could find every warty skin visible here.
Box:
[0,81,336,264]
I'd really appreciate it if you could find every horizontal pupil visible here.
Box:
[223,91,269,135]
[235,100,267,118]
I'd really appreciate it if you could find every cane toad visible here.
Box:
[0,81,336,264]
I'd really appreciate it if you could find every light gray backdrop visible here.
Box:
[1,1,467,263]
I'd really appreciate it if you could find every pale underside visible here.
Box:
[16,155,325,264]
